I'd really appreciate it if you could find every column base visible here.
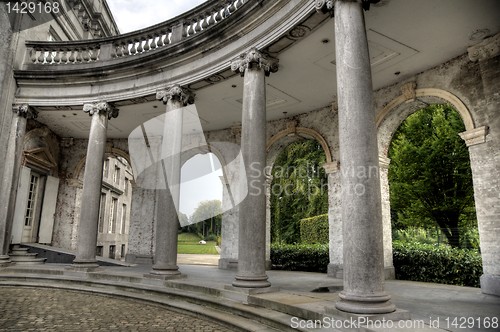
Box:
[0,255,12,267]
[335,291,396,314]
[232,274,271,288]
[218,258,238,270]
[150,263,181,277]
[69,258,100,271]
[480,274,500,296]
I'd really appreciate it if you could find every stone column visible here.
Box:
[72,102,118,269]
[379,155,395,279]
[265,173,273,269]
[465,33,500,296]
[231,48,278,288]
[0,105,37,267]
[323,161,343,278]
[150,85,194,276]
[323,0,395,313]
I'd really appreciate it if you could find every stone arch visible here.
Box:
[73,147,133,180]
[266,126,333,166]
[376,87,477,157]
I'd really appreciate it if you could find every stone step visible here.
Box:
[10,252,38,257]
[11,247,29,254]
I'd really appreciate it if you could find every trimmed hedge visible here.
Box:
[271,243,329,273]
[393,241,482,287]
[300,214,328,244]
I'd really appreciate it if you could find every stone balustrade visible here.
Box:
[25,0,248,65]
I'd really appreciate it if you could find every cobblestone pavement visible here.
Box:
[0,286,234,331]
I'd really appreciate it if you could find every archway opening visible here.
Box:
[270,139,328,244]
[178,152,223,257]
[388,104,478,249]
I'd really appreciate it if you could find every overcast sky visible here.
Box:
[107,0,208,33]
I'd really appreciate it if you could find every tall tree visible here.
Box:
[271,139,328,244]
[187,200,222,237]
[388,104,476,247]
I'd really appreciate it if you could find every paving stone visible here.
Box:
[0,287,233,331]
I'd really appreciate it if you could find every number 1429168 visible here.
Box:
[6,1,60,14]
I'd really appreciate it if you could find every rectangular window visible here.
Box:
[98,193,106,233]
[113,165,120,185]
[121,244,126,259]
[120,204,127,234]
[109,245,116,259]
[124,178,129,195]
[24,174,40,226]
[108,198,118,234]
[96,246,103,257]
[103,159,109,178]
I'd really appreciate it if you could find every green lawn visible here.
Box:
[177,233,219,255]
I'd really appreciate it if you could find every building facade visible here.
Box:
[0,0,499,314]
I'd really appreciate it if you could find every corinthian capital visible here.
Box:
[156,85,195,106]
[315,0,335,14]
[83,101,119,119]
[231,48,279,77]
[13,104,38,119]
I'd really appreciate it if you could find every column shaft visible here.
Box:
[233,66,269,287]
[334,0,394,313]
[151,98,183,275]
[73,102,116,268]
[0,106,32,265]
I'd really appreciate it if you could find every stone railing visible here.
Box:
[25,0,248,65]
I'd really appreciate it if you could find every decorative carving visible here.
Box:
[13,104,38,119]
[459,126,489,147]
[206,74,224,83]
[156,85,195,105]
[231,48,279,77]
[315,0,380,14]
[83,101,119,119]
[231,123,242,140]
[401,81,417,102]
[379,155,391,169]
[323,161,340,174]
[468,33,500,62]
[289,26,309,39]
[286,119,298,130]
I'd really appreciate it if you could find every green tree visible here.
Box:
[186,200,222,238]
[271,139,328,244]
[388,104,476,247]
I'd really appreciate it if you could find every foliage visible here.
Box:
[181,200,222,237]
[300,214,329,244]
[392,241,482,287]
[270,243,329,272]
[388,104,476,247]
[271,140,328,244]
[393,226,480,250]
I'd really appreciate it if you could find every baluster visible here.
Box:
[168,31,173,44]
[137,38,144,53]
[76,49,83,62]
[157,32,165,47]
[37,49,45,63]
[227,1,236,14]
[90,48,98,61]
[214,8,222,22]
[82,48,90,61]
[194,18,202,32]
[187,20,195,36]
[53,50,61,64]
[150,34,158,49]
[46,49,54,63]
[129,39,137,55]
[201,14,209,29]
[143,36,150,51]
[61,50,68,64]
[68,50,76,63]
[207,12,215,25]
[30,49,38,63]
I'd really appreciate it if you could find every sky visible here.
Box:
[106,0,225,218]
[107,0,208,33]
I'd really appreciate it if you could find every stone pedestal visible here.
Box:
[72,102,118,269]
[150,85,194,277]
[230,49,278,288]
[0,105,37,266]
[332,0,395,314]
